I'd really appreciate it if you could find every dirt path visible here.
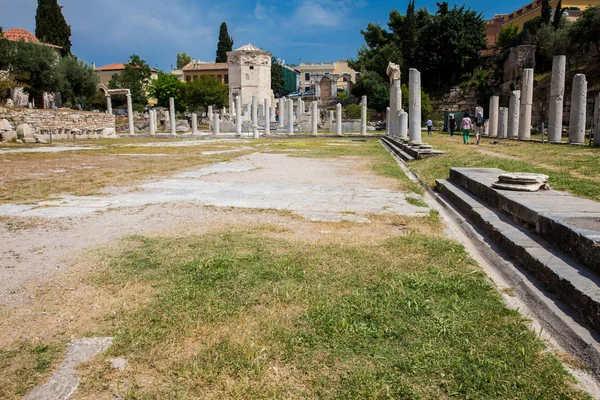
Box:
[0,152,427,307]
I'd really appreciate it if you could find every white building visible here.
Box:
[227,44,273,108]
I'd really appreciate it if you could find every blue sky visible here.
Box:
[1,0,524,71]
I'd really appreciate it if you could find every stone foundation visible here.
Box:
[0,107,115,140]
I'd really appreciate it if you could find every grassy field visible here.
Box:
[411,133,600,201]
[0,136,594,398]
[53,226,583,399]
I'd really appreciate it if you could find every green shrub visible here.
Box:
[343,103,372,120]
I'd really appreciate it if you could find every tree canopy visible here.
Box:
[6,40,60,101]
[271,57,285,95]
[351,70,389,113]
[148,72,184,109]
[216,22,234,63]
[54,56,98,105]
[350,2,485,90]
[176,53,192,69]
[35,0,72,56]
[180,75,228,112]
[570,6,600,53]
[109,55,152,105]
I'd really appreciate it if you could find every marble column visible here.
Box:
[330,110,335,132]
[361,95,367,135]
[498,107,508,139]
[264,98,270,136]
[508,90,521,139]
[569,74,587,144]
[105,96,112,115]
[208,106,213,122]
[270,105,276,123]
[399,110,408,140]
[169,97,176,136]
[548,55,566,143]
[409,69,422,143]
[278,98,285,128]
[594,94,600,147]
[252,96,259,139]
[489,96,499,137]
[311,101,318,135]
[230,98,235,117]
[235,95,242,136]
[288,98,294,135]
[518,69,534,140]
[149,110,156,135]
[386,107,391,136]
[297,98,303,117]
[331,79,338,100]
[126,93,134,136]
[214,114,220,135]
[390,79,401,136]
[192,113,198,135]
[258,104,264,121]
[336,103,342,136]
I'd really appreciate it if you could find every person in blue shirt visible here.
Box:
[427,119,433,135]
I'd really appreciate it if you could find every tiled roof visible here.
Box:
[3,28,40,43]
[95,63,158,72]
[233,43,269,53]
[182,62,228,71]
[95,63,127,71]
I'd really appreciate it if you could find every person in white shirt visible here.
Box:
[427,119,433,135]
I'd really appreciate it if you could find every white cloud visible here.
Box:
[254,2,268,20]
[293,0,352,28]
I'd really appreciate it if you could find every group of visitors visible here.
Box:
[448,112,485,145]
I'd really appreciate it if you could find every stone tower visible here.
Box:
[227,44,272,109]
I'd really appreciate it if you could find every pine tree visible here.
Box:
[216,22,234,63]
[35,0,72,56]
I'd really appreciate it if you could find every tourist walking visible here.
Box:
[448,115,457,137]
[461,113,472,145]
[275,108,280,122]
[473,112,485,145]
[427,118,433,135]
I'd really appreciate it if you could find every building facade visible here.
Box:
[298,61,358,93]
[227,44,272,108]
[181,62,229,85]
[484,0,600,54]
[95,64,159,87]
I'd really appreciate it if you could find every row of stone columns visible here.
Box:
[486,59,597,144]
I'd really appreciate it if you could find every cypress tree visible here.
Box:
[552,0,565,29]
[216,22,234,63]
[35,0,72,56]
[401,0,417,66]
[541,0,552,25]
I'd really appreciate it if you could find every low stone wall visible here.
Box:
[0,107,115,140]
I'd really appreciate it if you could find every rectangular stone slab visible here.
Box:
[449,167,600,273]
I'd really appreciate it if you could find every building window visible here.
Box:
[217,75,222,82]
[186,75,191,82]
[224,74,229,84]
[193,75,198,80]
[250,66,254,70]
[305,73,310,81]
[305,87,310,92]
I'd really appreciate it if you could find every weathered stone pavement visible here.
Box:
[0,153,429,222]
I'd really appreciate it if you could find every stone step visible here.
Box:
[436,178,600,333]
[380,137,415,162]
[448,168,600,274]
